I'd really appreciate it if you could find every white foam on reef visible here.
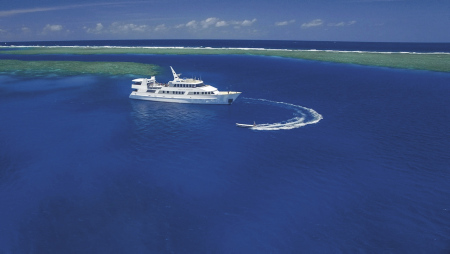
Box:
[242,98,323,131]
[1,45,449,55]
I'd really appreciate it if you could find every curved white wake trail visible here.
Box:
[242,98,323,131]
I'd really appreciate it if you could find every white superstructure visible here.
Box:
[129,66,241,104]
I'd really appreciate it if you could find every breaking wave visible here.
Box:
[242,98,323,131]
[2,45,449,55]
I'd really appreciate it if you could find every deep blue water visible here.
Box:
[0,42,450,253]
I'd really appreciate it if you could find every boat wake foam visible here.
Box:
[242,98,323,131]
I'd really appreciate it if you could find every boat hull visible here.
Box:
[236,123,256,128]
[129,91,241,105]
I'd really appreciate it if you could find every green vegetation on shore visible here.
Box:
[1,47,449,73]
[0,59,159,77]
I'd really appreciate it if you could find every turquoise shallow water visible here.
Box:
[0,41,450,253]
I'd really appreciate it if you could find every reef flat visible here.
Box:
[1,46,449,72]
[0,59,159,76]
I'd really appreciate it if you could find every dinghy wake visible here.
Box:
[241,98,323,131]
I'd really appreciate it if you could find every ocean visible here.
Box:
[0,40,449,253]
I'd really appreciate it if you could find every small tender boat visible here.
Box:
[236,122,257,128]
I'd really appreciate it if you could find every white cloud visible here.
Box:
[216,21,228,27]
[186,20,198,29]
[0,7,62,17]
[85,23,104,34]
[110,22,149,33]
[330,22,346,27]
[43,24,63,32]
[183,17,256,30]
[275,20,295,26]
[84,22,151,34]
[236,19,257,27]
[301,19,324,29]
[0,28,7,33]
[201,17,220,28]
[82,17,257,37]
[154,24,167,32]
[0,2,135,17]
[328,21,356,27]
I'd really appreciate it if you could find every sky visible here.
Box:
[0,0,449,42]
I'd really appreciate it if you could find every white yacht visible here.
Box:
[129,66,241,104]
